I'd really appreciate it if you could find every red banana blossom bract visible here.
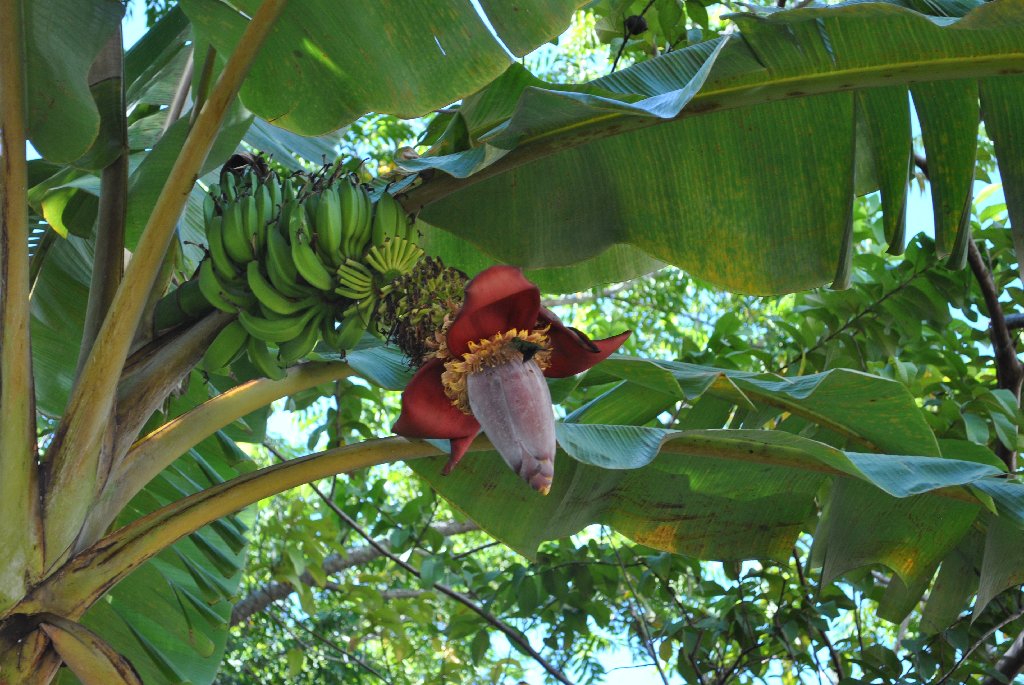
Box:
[393,266,630,494]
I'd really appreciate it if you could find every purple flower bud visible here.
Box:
[466,358,555,495]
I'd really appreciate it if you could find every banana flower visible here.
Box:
[393,266,630,494]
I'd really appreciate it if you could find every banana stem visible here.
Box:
[113,310,233,460]
[84,361,352,541]
[76,27,127,382]
[189,46,218,129]
[42,0,290,568]
[135,45,194,348]
[0,0,42,608]
[21,436,457,619]
[73,30,129,501]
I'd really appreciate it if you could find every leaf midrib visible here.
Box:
[408,51,1024,210]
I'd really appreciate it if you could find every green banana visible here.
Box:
[247,335,286,380]
[240,193,260,255]
[265,227,311,299]
[267,174,281,211]
[342,294,378,326]
[206,216,239,281]
[370,191,408,246]
[290,212,334,291]
[203,193,217,225]
[221,172,238,202]
[153,278,212,331]
[281,176,295,205]
[304,192,320,230]
[203,320,248,373]
[364,237,423,283]
[254,182,272,253]
[246,260,318,316]
[277,308,325,363]
[396,236,424,272]
[334,259,374,300]
[222,201,253,264]
[198,258,251,313]
[322,312,366,351]
[339,180,371,259]
[276,199,294,239]
[238,306,319,343]
[315,186,343,267]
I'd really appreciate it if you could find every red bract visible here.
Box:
[393,266,630,494]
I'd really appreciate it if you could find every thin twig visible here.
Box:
[981,627,1024,685]
[719,642,770,683]
[967,239,1022,470]
[280,604,391,682]
[779,260,933,373]
[792,546,844,680]
[933,608,1024,685]
[609,29,630,74]
[542,283,628,308]
[607,529,670,685]
[642,559,706,683]
[264,445,576,685]
[609,0,656,74]
[450,541,500,561]
[230,513,477,625]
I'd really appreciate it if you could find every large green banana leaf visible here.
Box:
[27,0,583,164]
[22,0,123,163]
[180,0,586,135]
[399,0,1024,293]
[407,350,1024,629]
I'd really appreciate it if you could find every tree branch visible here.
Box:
[980,627,1024,685]
[295,467,577,685]
[1004,313,1024,331]
[230,520,479,625]
[41,0,291,569]
[967,233,1022,471]
[915,152,1021,471]
[0,0,42,606]
[265,607,389,683]
[934,608,1024,685]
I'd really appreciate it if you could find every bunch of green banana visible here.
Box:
[173,159,427,380]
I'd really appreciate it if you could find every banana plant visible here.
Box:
[3,0,1024,683]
